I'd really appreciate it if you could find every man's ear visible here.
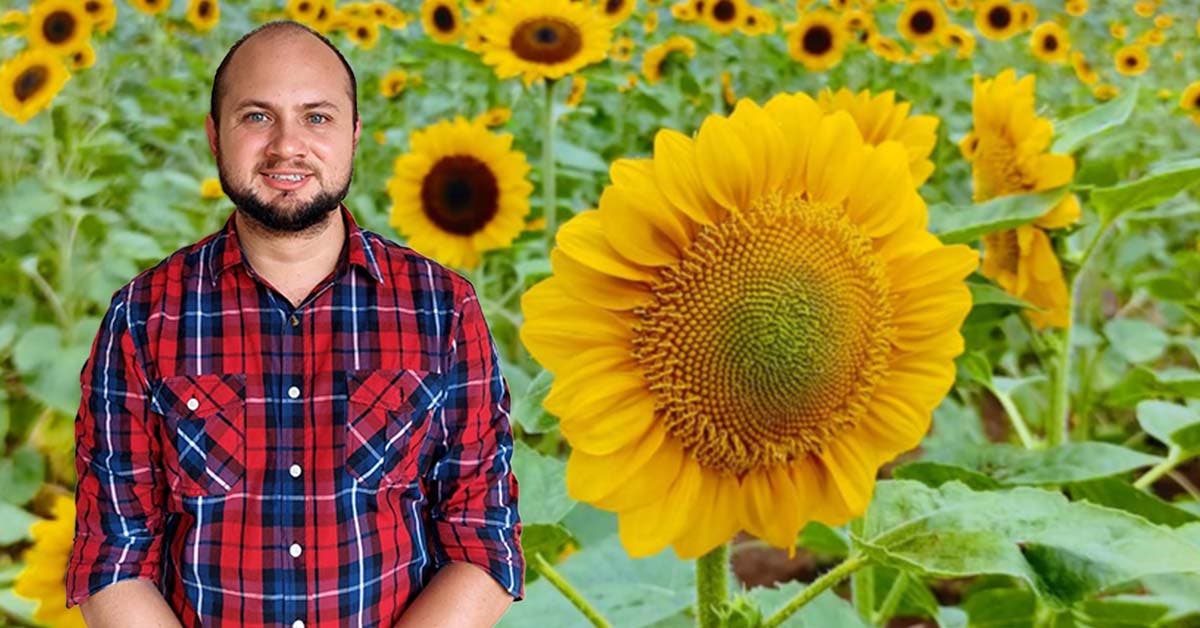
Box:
[205,114,218,158]
[352,116,362,150]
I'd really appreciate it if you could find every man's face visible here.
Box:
[206,31,361,233]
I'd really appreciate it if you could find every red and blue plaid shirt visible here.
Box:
[66,205,524,627]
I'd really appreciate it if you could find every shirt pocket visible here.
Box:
[344,368,444,489]
[155,373,247,497]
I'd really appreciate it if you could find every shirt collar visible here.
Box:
[208,204,385,287]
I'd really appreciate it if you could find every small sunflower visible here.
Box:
[465,0,491,13]
[201,177,224,199]
[0,48,70,124]
[869,34,907,63]
[380,69,409,97]
[1180,81,1200,113]
[1070,50,1098,84]
[703,0,746,36]
[375,1,410,28]
[285,0,324,25]
[1014,2,1037,30]
[1029,22,1069,63]
[346,17,381,49]
[840,9,876,38]
[66,41,96,70]
[1133,0,1155,18]
[13,495,86,628]
[186,0,220,32]
[1138,28,1164,47]
[128,0,170,16]
[1109,21,1127,39]
[27,0,93,54]
[610,35,634,61]
[474,106,512,127]
[817,87,939,186]
[388,117,533,269]
[739,8,775,36]
[896,0,946,48]
[566,75,587,106]
[941,23,976,59]
[644,10,659,33]
[975,0,1020,41]
[597,0,636,25]
[476,0,612,85]
[670,1,698,21]
[1092,83,1119,100]
[1065,0,1087,17]
[787,10,848,71]
[640,35,696,84]
[521,96,976,558]
[422,0,463,43]
[1114,44,1149,75]
[1153,14,1173,29]
[720,70,736,107]
[82,0,117,33]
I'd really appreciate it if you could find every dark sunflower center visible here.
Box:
[1043,34,1058,51]
[14,65,49,102]
[605,0,625,15]
[713,0,736,23]
[356,26,369,38]
[85,1,101,13]
[803,25,833,54]
[910,10,935,34]
[298,1,311,12]
[510,17,583,64]
[987,6,1011,29]
[1124,55,1138,67]
[433,5,455,32]
[43,10,77,44]
[420,156,500,235]
[1193,93,1200,108]
[198,1,212,18]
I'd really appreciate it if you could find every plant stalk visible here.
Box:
[762,554,870,628]
[542,79,558,245]
[696,543,730,628]
[529,553,612,628]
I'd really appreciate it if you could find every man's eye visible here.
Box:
[308,113,328,124]
[245,112,267,123]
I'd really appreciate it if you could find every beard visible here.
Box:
[218,159,353,234]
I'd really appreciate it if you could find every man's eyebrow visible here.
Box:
[232,100,341,111]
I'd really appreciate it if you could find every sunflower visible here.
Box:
[473,106,512,127]
[817,88,939,186]
[720,70,735,107]
[465,0,491,13]
[1109,21,1126,39]
[566,75,587,106]
[13,495,86,628]
[787,10,848,71]
[200,177,224,199]
[380,69,409,97]
[974,0,1020,41]
[421,0,462,43]
[374,1,410,28]
[128,0,170,16]
[346,17,381,49]
[644,10,658,33]
[0,48,70,124]
[965,70,1079,329]
[520,96,976,558]
[27,0,93,54]
[640,35,696,84]
[703,0,746,35]
[597,0,636,24]
[941,23,976,59]
[1180,81,1200,113]
[1,9,27,28]
[739,8,775,36]
[82,0,117,33]
[1092,83,1119,100]
[869,34,907,63]
[1065,0,1087,17]
[1070,50,1098,84]
[610,35,634,61]
[1133,0,1155,18]
[1114,44,1149,76]
[1014,2,1037,30]
[285,0,323,25]
[66,41,96,69]
[840,9,876,39]
[1138,28,1164,47]
[186,0,220,32]
[476,0,612,85]
[670,1,698,21]
[897,0,946,48]
[388,117,533,269]
[1029,22,1069,63]
[1153,14,1173,29]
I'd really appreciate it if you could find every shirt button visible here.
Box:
[292,621,305,628]
[287,386,300,399]
[186,398,200,411]
[289,543,303,558]
[290,314,300,327]
[289,464,302,478]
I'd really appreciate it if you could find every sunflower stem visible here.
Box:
[762,554,870,628]
[542,78,558,246]
[986,383,1038,450]
[530,553,612,628]
[1133,447,1185,491]
[849,519,875,621]
[695,543,730,628]
[870,572,908,627]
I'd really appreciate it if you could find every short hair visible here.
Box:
[209,21,358,129]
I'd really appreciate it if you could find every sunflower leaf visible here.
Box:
[1066,478,1199,528]
[1136,401,1200,452]
[928,188,1069,245]
[1051,84,1138,154]
[1090,159,1200,220]
[922,442,1160,485]
[858,480,1200,605]
[512,441,576,525]
[1104,318,1169,364]
[0,501,38,545]
[968,282,1035,310]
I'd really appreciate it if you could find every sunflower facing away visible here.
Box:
[388,117,533,268]
[0,48,70,124]
[962,69,1080,329]
[475,0,612,85]
[14,495,86,628]
[521,95,977,558]
[27,0,93,54]
[641,35,696,84]
[817,87,939,186]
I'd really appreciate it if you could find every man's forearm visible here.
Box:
[80,577,182,628]
[394,561,514,628]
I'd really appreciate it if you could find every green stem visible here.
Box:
[850,519,875,621]
[695,543,730,628]
[762,554,870,628]
[1133,447,1185,491]
[871,573,908,627]
[530,553,612,628]
[987,385,1039,450]
[542,79,558,245]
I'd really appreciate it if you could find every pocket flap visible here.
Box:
[156,373,246,418]
[347,369,443,415]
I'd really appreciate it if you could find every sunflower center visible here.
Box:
[632,195,895,476]
[910,10,935,35]
[1123,54,1137,67]
[433,5,455,32]
[198,1,212,17]
[43,10,77,44]
[298,1,311,13]
[803,25,833,54]
[713,0,737,23]
[420,156,500,235]
[987,6,1011,29]
[1042,35,1058,51]
[85,1,101,13]
[510,17,584,64]
[14,65,49,102]
[605,0,626,15]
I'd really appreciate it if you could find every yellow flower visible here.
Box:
[83,0,118,33]
[200,177,224,199]
[1138,28,1164,47]
[374,130,387,144]
[967,70,1079,329]
[703,0,747,36]
[1133,0,1155,18]
[476,0,612,85]
[644,10,659,34]
[641,35,696,84]
[720,70,736,107]
[817,87,939,186]
[1092,83,1119,100]
[286,0,333,30]
[0,48,70,124]
[975,0,1021,41]
[896,0,946,49]
[1109,21,1127,39]
[374,1,410,28]
[387,117,533,268]
[945,0,968,10]
[1157,87,1173,100]
[610,36,634,62]
[941,23,976,59]
[670,1,699,22]
[346,18,381,49]
[474,106,512,127]
[380,69,409,98]
[1065,0,1087,17]
[1029,22,1070,63]
[1153,14,1173,29]
[1070,50,1098,85]
[1,9,27,28]
[787,10,848,71]
[869,35,907,63]
[128,0,170,16]
[422,0,463,43]
[566,75,587,106]
[27,0,93,55]
[465,0,492,14]
[1014,2,1037,31]
[520,96,976,558]
[66,41,96,70]
[1178,81,1200,112]
[1114,44,1149,76]
[186,0,220,32]
[739,7,775,36]
[13,495,86,628]
[597,0,636,24]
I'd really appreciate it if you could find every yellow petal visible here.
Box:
[763,92,822,196]
[695,113,756,211]
[740,466,804,548]
[566,422,668,503]
[519,280,632,372]
[1034,194,1080,230]
[845,142,919,238]
[888,244,979,295]
[556,210,658,282]
[618,457,705,557]
[550,249,652,311]
[599,186,685,267]
[594,435,686,511]
[671,471,742,559]
[560,391,658,456]
[609,158,695,248]
[653,129,723,226]
[819,438,878,516]
[806,111,864,205]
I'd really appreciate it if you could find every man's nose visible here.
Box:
[266,117,306,161]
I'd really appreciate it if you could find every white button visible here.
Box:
[289,464,302,478]
[292,621,305,628]
[289,543,302,558]
[287,386,300,399]
[186,398,200,411]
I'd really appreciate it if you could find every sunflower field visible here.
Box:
[2,0,1200,626]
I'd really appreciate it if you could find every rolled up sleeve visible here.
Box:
[65,289,166,608]
[426,284,525,601]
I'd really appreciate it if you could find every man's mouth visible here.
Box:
[261,171,312,190]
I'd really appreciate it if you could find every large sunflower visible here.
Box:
[27,0,93,54]
[896,0,946,49]
[521,96,976,558]
[475,0,612,85]
[0,48,70,124]
[787,10,848,71]
[421,0,463,43]
[974,0,1021,41]
[964,70,1079,329]
[817,87,939,186]
[14,495,86,628]
[387,117,533,268]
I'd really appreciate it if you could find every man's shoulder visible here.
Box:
[102,228,226,310]
[358,228,476,303]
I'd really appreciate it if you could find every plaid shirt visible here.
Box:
[66,206,524,627]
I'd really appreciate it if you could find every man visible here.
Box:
[65,21,523,627]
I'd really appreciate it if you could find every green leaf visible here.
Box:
[521,523,575,584]
[511,369,557,434]
[0,447,45,506]
[929,188,1069,245]
[872,567,941,622]
[962,588,1036,628]
[1067,478,1199,528]
[969,282,1035,310]
[925,442,1161,485]
[555,139,610,173]
[859,480,1200,604]
[1091,159,1200,220]
[1104,318,1169,364]
[1074,598,1170,627]
[0,501,39,545]
[743,580,868,628]
[796,521,850,558]
[511,441,576,525]
[958,351,993,386]
[893,461,1002,491]
[12,325,62,373]
[0,587,38,626]
[1137,401,1200,451]
[1051,85,1138,154]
